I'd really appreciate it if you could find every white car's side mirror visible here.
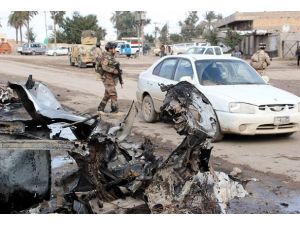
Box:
[261,75,270,83]
[179,76,193,83]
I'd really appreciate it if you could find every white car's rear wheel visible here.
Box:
[142,95,157,123]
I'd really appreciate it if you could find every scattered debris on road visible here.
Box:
[0,77,247,213]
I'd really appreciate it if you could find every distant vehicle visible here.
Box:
[46,46,69,56]
[21,42,46,55]
[218,42,231,53]
[185,46,223,55]
[119,42,141,57]
[0,42,12,54]
[17,45,24,54]
[115,41,127,54]
[136,54,300,141]
[69,30,97,68]
[171,42,209,55]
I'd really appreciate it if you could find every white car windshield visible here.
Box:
[195,60,266,85]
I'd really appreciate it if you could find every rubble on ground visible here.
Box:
[0,77,247,214]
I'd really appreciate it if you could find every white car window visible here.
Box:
[214,47,222,55]
[174,59,193,81]
[186,48,194,54]
[157,59,178,80]
[204,48,214,55]
[195,47,206,54]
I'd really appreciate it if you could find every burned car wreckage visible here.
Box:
[0,76,246,214]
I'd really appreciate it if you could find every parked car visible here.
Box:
[136,55,300,141]
[218,42,231,53]
[21,42,46,55]
[172,42,209,55]
[46,47,69,56]
[185,46,223,55]
[119,43,141,57]
[17,44,25,54]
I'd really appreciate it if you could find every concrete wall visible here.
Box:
[253,17,300,32]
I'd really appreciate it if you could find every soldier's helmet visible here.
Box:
[105,42,117,51]
[259,43,266,49]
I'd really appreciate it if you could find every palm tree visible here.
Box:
[204,11,217,31]
[22,11,38,43]
[7,12,28,44]
[50,11,66,47]
[8,12,20,44]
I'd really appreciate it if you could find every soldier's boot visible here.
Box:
[98,102,107,112]
[110,105,119,113]
[110,103,119,113]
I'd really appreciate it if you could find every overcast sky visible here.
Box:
[1,0,300,42]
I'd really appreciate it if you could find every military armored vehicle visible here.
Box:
[69,30,97,68]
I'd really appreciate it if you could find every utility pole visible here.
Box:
[44,11,48,44]
[154,22,158,41]
[135,11,146,56]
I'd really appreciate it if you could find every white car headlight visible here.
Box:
[229,102,256,114]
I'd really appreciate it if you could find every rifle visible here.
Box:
[113,61,124,88]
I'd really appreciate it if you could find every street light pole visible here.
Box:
[44,11,48,38]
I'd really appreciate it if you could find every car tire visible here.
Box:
[77,57,86,68]
[211,113,224,142]
[69,57,75,66]
[142,95,158,123]
[32,51,36,55]
[53,52,57,56]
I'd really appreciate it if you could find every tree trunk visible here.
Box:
[15,28,19,44]
[20,26,23,44]
[54,21,57,48]
[27,20,30,43]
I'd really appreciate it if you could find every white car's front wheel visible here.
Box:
[142,95,158,123]
[211,112,224,142]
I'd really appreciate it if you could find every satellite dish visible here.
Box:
[282,24,290,33]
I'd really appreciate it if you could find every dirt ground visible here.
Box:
[0,54,300,213]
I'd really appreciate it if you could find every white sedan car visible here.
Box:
[136,55,300,141]
[46,47,69,56]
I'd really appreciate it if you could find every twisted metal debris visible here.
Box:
[0,77,246,214]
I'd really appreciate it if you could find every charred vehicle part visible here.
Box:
[0,76,97,213]
[0,78,247,214]
[146,82,247,213]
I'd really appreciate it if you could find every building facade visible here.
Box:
[215,11,300,58]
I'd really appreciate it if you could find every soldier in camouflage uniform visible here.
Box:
[94,42,102,60]
[94,42,103,80]
[97,42,123,113]
[250,43,271,76]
